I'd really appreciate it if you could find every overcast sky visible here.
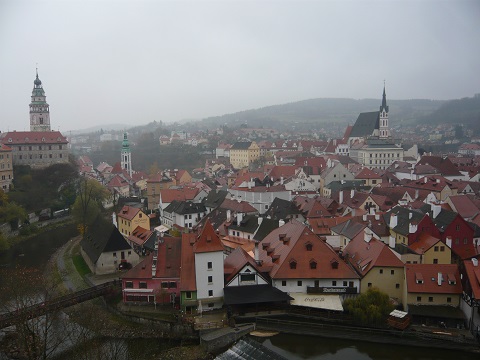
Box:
[1,0,479,132]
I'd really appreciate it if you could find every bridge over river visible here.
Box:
[0,280,121,329]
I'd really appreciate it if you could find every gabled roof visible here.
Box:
[224,247,270,284]
[160,188,199,203]
[220,198,258,213]
[194,220,224,253]
[229,214,260,234]
[163,200,206,215]
[108,174,130,188]
[331,218,366,240]
[447,194,480,219]
[343,232,404,277]
[81,217,132,264]
[127,226,155,246]
[355,167,382,180]
[464,259,480,300]
[231,141,253,150]
[268,166,297,180]
[405,264,462,294]
[259,220,359,280]
[349,111,379,138]
[264,197,302,220]
[253,217,280,241]
[203,190,229,209]
[118,205,142,221]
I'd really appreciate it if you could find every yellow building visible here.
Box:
[343,230,405,302]
[403,264,462,311]
[409,234,452,264]
[117,205,150,237]
[0,144,13,192]
[229,141,260,169]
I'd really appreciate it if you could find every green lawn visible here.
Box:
[72,254,91,277]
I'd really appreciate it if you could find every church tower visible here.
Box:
[29,69,51,132]
[121,132,132,177]
[378,85,390,138]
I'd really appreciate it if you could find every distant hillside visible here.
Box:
[198,98,444,132]
[420,94,480,132]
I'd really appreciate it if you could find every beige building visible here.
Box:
[0,144,13,191]
[229,141,260,169]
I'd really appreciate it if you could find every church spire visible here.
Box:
[380,82,389,113]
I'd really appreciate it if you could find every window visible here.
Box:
[208,303,214,308]
[434,246,439,252]
[396,283,400,289]
[290,261,297,269]
[456,225,460,231]
[113,252,117,258]
[391,270,395,275]
[139,281,147,289]
[310,261,317,269]
[447,297,451,303]
[186,291,192,299]
[297,280,302,286]
[208,290,213,297]
[417,296,422,302]
[208,276,213,283]
[169,281,176,288]
[306,243,313,251]
[433,259,438,264]
[125,281,133,288]
[379,269,383,274]
[332,281,337,286]
[207,262,212,270]
[440,246,445,252]
[368,283,372,288]
[161,282,168,289]
[464,238,468,244]
[428,297,433,302]
[241,274,255,282]
[343,281,347,287]
[349,281,354,287]
[282,280,286,286]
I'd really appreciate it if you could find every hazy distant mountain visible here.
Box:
[67,123,133,135]
[198,98,444,131]
[420,94,480,132]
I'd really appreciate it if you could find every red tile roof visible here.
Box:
[259,220,358,280]
[128,226,154,246]
[194,220,224,253]
[343,232,404,277]
[180,233,197,291]
[224,246,270,284]
[0,131,68,144]
[409,233,442,255]
[405,264,462,294]
[118,205,141,221]
[355,167,382,180]
[220,198,258,213]
[464,259,480,300]
[160,188,199,203]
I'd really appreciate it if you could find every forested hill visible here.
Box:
[419,94,480,131]
[197,98,443,132]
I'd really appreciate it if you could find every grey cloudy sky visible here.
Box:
[1,0,479,132]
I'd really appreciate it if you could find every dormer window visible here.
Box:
[289,260,297,269]
[331,260,339,269]
[305,242,313,251]
[310,260,317,269]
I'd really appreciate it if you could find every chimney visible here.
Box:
[370,207,375,215]
[389,235,396,249]
[409,221,418,234]
[279,219,285,227]
[350,189,355,198]
[472,258,479,267]
[339,190,343,204]
[432,204,441,219]
[414,189,419,200]
[436,178,440,183]
[258,216,263,226]
[437,272,442,286]
[112,212,117,228]
[237,212,243,224]
[409,212,413,220]
[364,228,373,243]
[389,213,398,229]
[254,241,262,265]
[446,236,452,248]
[362,214,367,222]
[280,176,284,185]
[424,177,428,183]
[375,213,380,221]
[227,209,231,222]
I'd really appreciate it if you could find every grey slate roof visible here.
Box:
[230,141,253,150]
[384,206,424,236]
[264,197,302,221]
[164,200,206,215]
[80,217,132,264]
[203,190,229,209]
[419,204,458,231]
[223,284,293,305]
[253,217,280,241]
[330,218,366,239]
[216,337,288,360]
[229,214,260,234]
[349,111,379,138]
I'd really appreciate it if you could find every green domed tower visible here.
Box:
[121,132,132,176]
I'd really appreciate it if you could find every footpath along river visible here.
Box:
[1,224,478,359]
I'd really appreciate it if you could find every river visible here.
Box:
[261,333,476,359]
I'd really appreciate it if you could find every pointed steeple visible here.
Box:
[380,83,389,113]
[30,69,51,132]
